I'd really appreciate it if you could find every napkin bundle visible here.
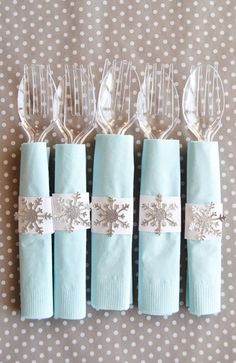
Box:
[186,141,222,315]
[19,142,53,319]
[138,139,181,315]
[54,144,88,319]
[91,134,134,310]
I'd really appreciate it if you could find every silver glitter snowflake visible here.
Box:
[141,194,178,235]
[15,197,52,234]
[54,192,90,232]
[93,197,130,236]
[189,202,226,240]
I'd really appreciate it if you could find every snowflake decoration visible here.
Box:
[93,197,130,236]
[54,192,90,232]
[15,197,52,234]
[141,194,177,235]
[189,202,226,240]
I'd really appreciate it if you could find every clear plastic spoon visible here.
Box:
[137,63,179,139]
[182,64,225,141]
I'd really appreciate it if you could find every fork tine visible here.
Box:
[120,61,131,113]
[166,63,174,121]
[147,64,152,115]
[119,61,125,112]
[83,64,89,116]
[73,63,80,116]
[63,65,69,119]
[46,65,54,117]
[39,65,47,118]
[87,63,94,116]
[23,64,31,117]
[65,64,73,116]
[149,64,155,115]
[143,63,149,115]
[146,64,151,114]
[158,64,165,114]
[153,63,158,115]
[123,61,132,119]
[113,60,119,111]
[190,65,195,74]
[32,64,39,116]
[101,59,111,85]
[80,65,87,116]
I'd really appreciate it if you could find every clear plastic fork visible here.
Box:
[97,59,140,135]
[17,64,69,143]
[57,63,96,144]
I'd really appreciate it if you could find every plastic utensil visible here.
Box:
[137,63,179,139]
[57,63,96,144]
[18,64,68,143]
[97,59,140,135]
[182,63,225,141]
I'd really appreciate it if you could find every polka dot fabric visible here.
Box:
[0,0,236,362]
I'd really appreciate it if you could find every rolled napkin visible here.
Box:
[91,134,134,310]
[186,141,223,315]
[138,139,181,315]
[18,142,53,319]
[53,144,89,319]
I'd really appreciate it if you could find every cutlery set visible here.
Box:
[16,61,225,319]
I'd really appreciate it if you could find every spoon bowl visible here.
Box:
[137,63,179,139]
[182,64,225,141]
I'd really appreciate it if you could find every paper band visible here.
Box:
[91,196,133,236]
[139,194,181,234]
[17,196,54,234]
[52,192,90,232]
[185,202,224,241]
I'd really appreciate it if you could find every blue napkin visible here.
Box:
[19,142,53,319]
[54,144,87,319]
[91,134,134,310]
[138,139,181,315]
[186,141,222,315]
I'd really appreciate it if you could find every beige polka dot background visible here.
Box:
[0,0,236,362]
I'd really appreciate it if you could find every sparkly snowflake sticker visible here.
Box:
[53,192,90,232]
[189,202,226,240]
[92,197,131,236]
[141,194,178,235]
[16,197,52,234]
